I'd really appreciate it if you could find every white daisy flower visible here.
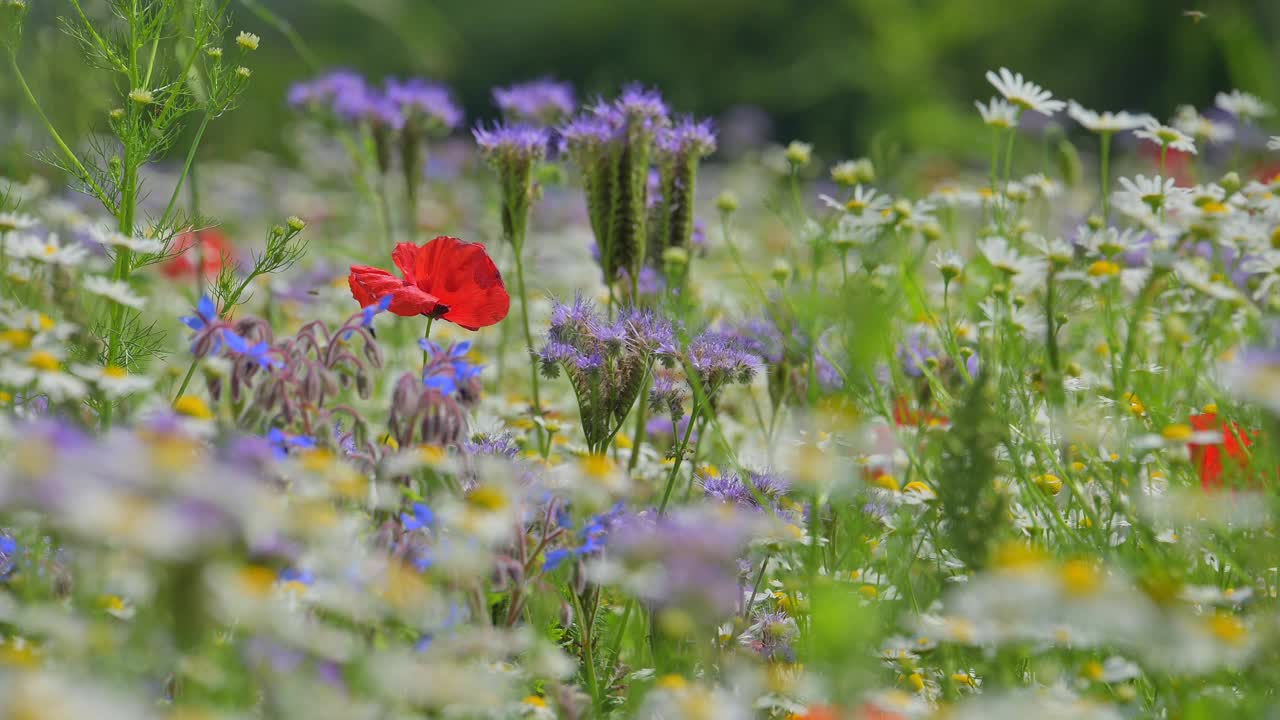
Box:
[1173,105,1236,144]
[0,351,89,401]
[975,97,1019,128]
[83,276,147,310]
[1214,89,1273,120]
[1031,236,1075,266]
[1134,120,1197,154]
[978,236,1030,275]
[89,227,164,254]
[1078,226,1144,257]
[1114,175,1190,215]
[71,364,155,398]
[1022,173,1061,199]
[5,232,90,267]
[1066,101,1151,133]
[985,68,1065,116]
[1268,136,1280,151]
[0,211,38,233]
[933,250,965,280]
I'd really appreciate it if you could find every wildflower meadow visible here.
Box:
[3,1,1280,718]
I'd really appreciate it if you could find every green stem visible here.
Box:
[627,371,650,474]
[568,590,601,708]
[656,405,702,515]
[1099,131,1112,223]
[421,316,435,371]
[7,55,112,207]
[158,112,214,232]
[512,241,543,437]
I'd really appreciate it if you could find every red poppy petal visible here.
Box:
[411,236,510,330]
[391,242,422,283]
[348,266,439,317]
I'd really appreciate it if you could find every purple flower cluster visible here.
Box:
[607,507,758,619]
[728,311,844,404]
[655,117,717,159]
[539,297,677,451]
[289,70,461,134]
[700,468,789,513]
[560,85,673,284]
[687,330,759,388]
[493,78,576,125]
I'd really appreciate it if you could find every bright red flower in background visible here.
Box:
[162,227,233,279]
[1188,412,1255,489]
[348,235,509,331]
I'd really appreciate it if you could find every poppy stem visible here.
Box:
[421,316,435,371]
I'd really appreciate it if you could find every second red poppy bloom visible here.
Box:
[348,236,510,331]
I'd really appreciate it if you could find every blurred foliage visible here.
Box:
[3,0,1279,174]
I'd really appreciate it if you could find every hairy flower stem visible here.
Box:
[421,316,435,371]
[656,404,702,515]
[626,368,650,473]
[569,589,602,709]
[511,242,544,447]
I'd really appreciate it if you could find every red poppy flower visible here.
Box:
[1188,412,1254,489]
[348,236,510,331]
[162,227,233,279]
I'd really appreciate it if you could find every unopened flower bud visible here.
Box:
[771,258,792,285]
[784,141,812,169]
[129,88,154,105]
[662,246,689,267]
[1086,215,1104,231]
[206,46,223,59]
[235,66,251,79]
[108,108,125,121]
[1220,171,1241,195]
[716,190,739,214]
[287,216,306,232]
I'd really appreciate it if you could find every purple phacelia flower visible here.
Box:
[493,78,576,125]
[700,468,790,513]
[288,69,366,112]
[656,116,717,158]
[385,77,463,132]
[473,122,551,159]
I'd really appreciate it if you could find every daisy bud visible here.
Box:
[1220,171,1241,195]
[236,31,260,50]
[715,190,739,214]
[1086,215,1104,231]
[771,258,792,285]
[784,140,812,169]
[206,46,223,59]
[235,66,251,79]
[129,88,154,105]
[108,108,125,121]
[286,216,306,232]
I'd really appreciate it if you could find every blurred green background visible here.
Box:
[3,0,1279,172]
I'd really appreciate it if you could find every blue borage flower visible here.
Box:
[278,567,314,586]
[222,328,282,369]
[181,295,218,332]
[401,502,434,532]
[543,501,624,571]
[0,535,18,582]
[266,428,317,459]
[418,340,483,398]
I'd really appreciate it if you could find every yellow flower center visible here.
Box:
[993,542,1047,571]
[1087,260,1121,277]
[238,565,278,597]
[26,351,60,372]
[1034,474,1063,495]
[906,672,925,692]
[522,696,548,709]
[582,454,615,479]
[656,674,688,690]
[1081,660,1104,681]
[0,329,32,348]
[1161,423,1193,441]
[102,365,128,379]
[467,485,509,511]
[172,395,213,420]
[1207,613,1248,646]
[870,474,900,492]
[858,584,879,599]
[1059,559,1102,596]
